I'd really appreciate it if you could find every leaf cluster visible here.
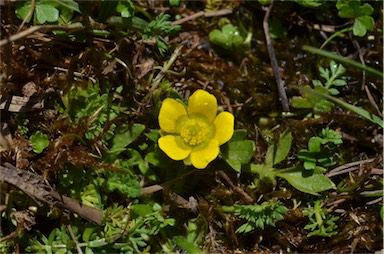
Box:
[142,13,181,55]
[303,200,339,237]
[292,60,347,117]
[26,203,175,253]
[298,128,343,171]
[16,0,80,25]
[247,129,335,195]
[233,202,288,233]
[336,0,374,37]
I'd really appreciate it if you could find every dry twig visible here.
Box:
[0,163,103,225]
[263,0,290,112]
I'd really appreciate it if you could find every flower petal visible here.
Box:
[213,112,234,145]
[159,98,187,133]
[159,135,191,160]
[187,90,217,122]
[190,139,219,169]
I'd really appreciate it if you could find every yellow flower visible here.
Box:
[158,89,234,169]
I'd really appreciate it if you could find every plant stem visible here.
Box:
[302,45,383,78]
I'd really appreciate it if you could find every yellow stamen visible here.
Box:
[180,119,208,146]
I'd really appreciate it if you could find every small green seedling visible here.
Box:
[30,131,49,154]
[209,24,245,50]
[304,200,339,237]
[292,60,347,117]
[298,128,343,171]
[223,202,288,234]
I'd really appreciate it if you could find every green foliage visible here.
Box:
[221,129,255,172]
[301,85,384,128]
[116,0,136,18]
[169,0,181,7]
[232,202,288,233]
[298,128,342,171]
[275,167,336,195]
[29,130,49,154]
[26,203,174,253]
[16,0,80,25]
[209,24,245,50]
[246,129,335,195]
[16,113,29,136]
[142,13,181,55]
[336,0,374,37]
[173,236,203,254]
[103,169,141,198]
[295,0,324,8]
[60,81,123,141]
[303,200,339,237]
[292,60,347,117]
[108,124,145,156]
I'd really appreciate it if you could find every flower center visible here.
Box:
[180,119,208,146]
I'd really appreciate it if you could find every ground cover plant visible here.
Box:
[0,0,382,253]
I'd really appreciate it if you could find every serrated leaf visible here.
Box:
[105,173,141,198]
[276,167,335,195]
[265,130,292,166]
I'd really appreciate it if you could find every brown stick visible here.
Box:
[0,23,83,47]
[263,1,290,112]
[171,8,233,26]
[0,163,102,225]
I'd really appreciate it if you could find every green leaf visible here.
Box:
[16,4,33,23]
[116,0,135,18]
[353,16,374,36]
[52,0,80,13]
[246,163,277,186]
[169,0,181,6]
[221,140,255,171]
[105,173,141,198]
[276,167,335,195]
[35,4,59,24]
[265,130,292,166]
[209,24,244,50]
[229,129,248,141]
[110,123,145,154]
[225,159,242,172]
[30,131,50,154]
[173,236,203,254]
[295,0,323,8]
[291,96,313,109]
[308,137,321,152]
[358,3,374,16]
[131,204,154,217]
